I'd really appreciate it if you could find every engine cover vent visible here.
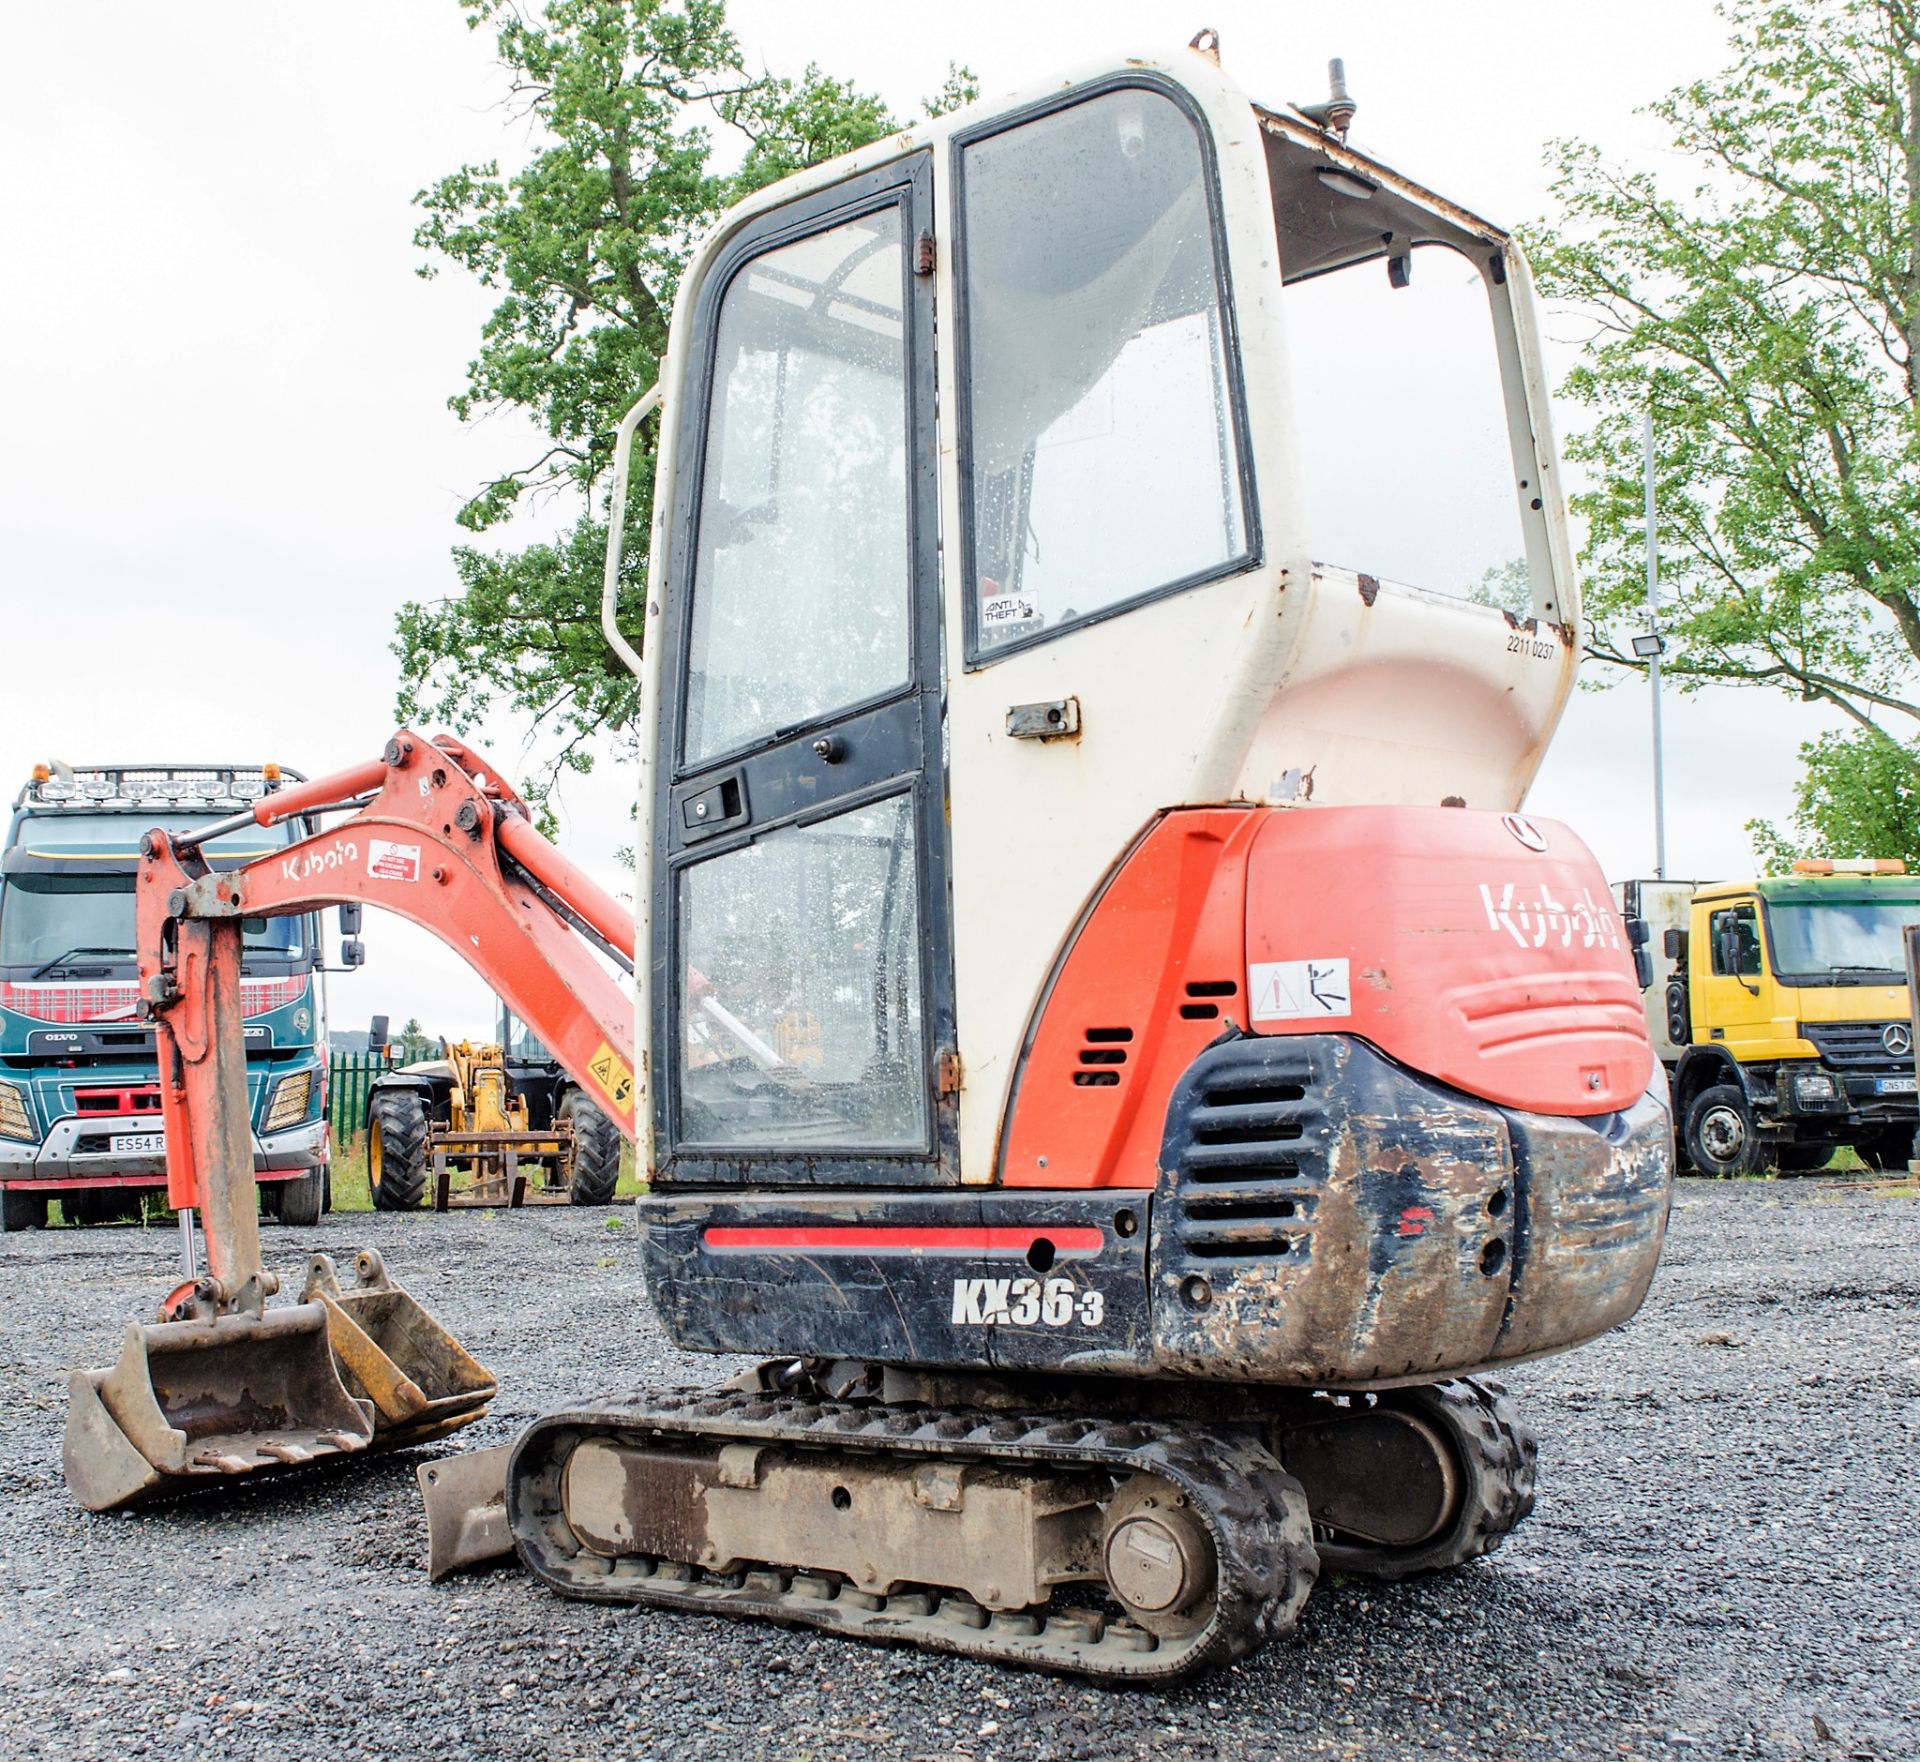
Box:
[1159,1038,1322,1261]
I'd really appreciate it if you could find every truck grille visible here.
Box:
[1803,1022,1911,1070]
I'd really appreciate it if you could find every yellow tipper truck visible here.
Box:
[1617,862,1920,1175]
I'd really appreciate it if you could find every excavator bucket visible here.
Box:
[62,837,499,1517]
[301,1249,497,1445]
[63,1301,375,1512]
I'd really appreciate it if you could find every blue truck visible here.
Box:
[0,762,346,1228]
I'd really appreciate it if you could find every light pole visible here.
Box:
[1634,409,1668,879]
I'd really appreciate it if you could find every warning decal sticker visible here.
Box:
[585,1040,635,1112]
[1247,958,1351,1022]
[366,839,422,883]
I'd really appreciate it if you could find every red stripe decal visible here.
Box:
[702,1225,1105,1257]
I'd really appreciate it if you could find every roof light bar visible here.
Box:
[1790,857,1907,876]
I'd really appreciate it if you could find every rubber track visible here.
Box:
[509,1386,1319,1683]
[1315,1375,1538,1580]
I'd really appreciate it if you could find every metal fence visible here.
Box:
[328,1052,390,1142]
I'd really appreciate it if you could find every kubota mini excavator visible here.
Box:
[66,41,1673,1681]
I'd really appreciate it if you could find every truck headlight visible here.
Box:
[263,1071,314,1134]
[1793,1071,1836,1106]
[0,1081,31,1141]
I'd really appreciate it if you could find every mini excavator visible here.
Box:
[65,41,1673,1681]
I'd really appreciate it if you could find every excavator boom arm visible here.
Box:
[138,732,638,1248]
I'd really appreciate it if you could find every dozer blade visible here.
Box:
[418,1443,517,1581]
[64,1302,376,1513]
[301,1249,496,1446]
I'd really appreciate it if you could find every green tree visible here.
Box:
[1524,0,1920,858]
[400,0,974,794]
[1468,556,1532,618]
[1749,730,1920,868]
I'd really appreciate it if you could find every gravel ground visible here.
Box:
[0,1177,1914,1762]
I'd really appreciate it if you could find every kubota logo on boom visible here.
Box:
[281,839,358,884]
[1479,882,1622,951]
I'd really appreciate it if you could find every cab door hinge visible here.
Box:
[914,230,936,276]
[935,1047,963,1094]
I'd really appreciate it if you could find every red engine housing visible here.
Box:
[1000,805,1653,1189]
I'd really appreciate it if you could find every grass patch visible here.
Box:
[331,1136,374,1212]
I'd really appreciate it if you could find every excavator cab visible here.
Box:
[625,43,1632,1226]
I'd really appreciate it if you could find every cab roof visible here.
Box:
[1696,874,1920,905]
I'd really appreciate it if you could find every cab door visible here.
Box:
[651,156,954,1186]
[1696,898,1770,1053]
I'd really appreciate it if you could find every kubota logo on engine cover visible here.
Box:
[951,1277,1104,1328]
[1479,881,1622,951]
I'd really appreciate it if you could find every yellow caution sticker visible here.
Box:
[585,1041,635,1112]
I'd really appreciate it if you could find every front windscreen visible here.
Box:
[1767,897,1920,978]
[1282,242,1527,604]
[1,813,308,975]
[677,795,925,1150]
[505,1018,552,1062]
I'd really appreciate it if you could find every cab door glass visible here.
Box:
[958,84,1251,658]
[683,208,912,764]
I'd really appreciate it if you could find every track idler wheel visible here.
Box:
[1277,1376,1537,1579]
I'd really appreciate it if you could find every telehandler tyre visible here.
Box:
[1683,1085,1763,1178]
[368,1091,429,1211]
[562,1090,620,1206]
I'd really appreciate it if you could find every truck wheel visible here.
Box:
[64,1190,140,1226]
[1683,1085,1763,1178]
[2,1189,47,1232]
[561,1090,621,1206]
[278,1163,326,1227]
[1774,1144,1833,1175]
[369,1091,429,1211]
[1855,1129,1915,1173]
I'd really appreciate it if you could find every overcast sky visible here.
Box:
[0,2,1823,1036]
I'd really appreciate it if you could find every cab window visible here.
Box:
[956,81,1251,661]
[1708,904,1762,978]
